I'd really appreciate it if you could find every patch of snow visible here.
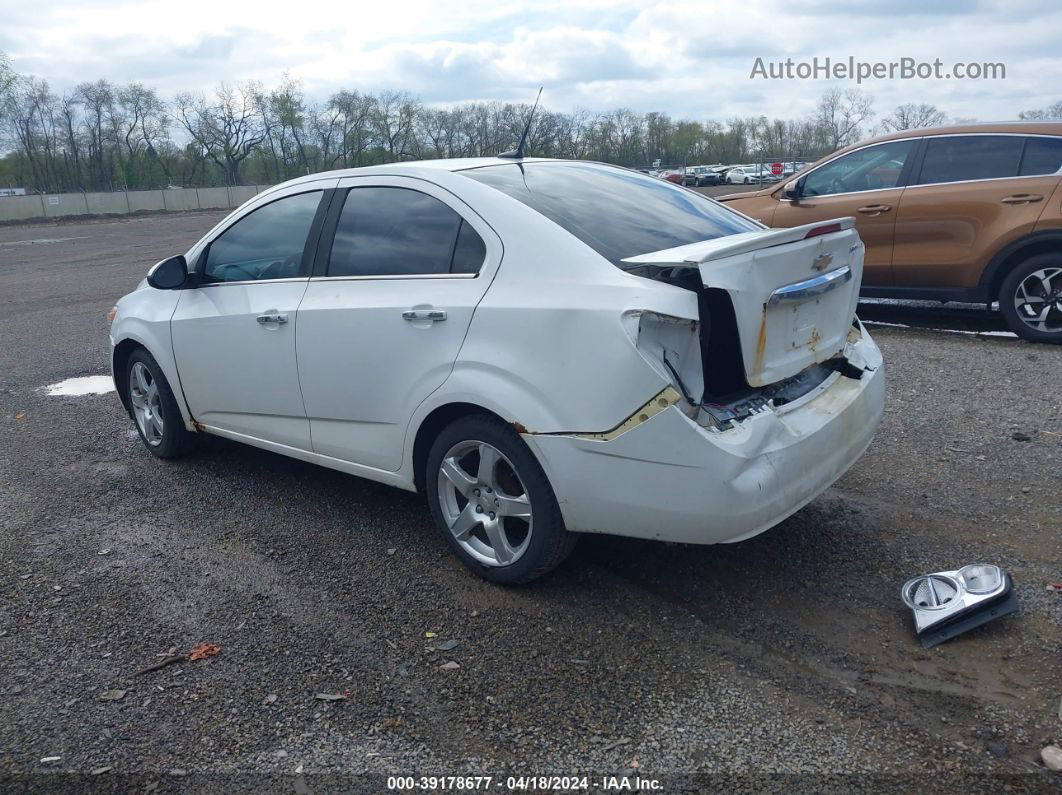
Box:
[42,376,116,396]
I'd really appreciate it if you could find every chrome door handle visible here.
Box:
[256,313,288,324]
[857,204,892,214]
[402,309,447,322]
[1001,194,1043,204]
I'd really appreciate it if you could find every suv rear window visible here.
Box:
[1019,136,1062,176]
[915,135,1024,184]
[460,161,758,265]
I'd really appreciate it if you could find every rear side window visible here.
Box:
[1018,136,1062,176]
[915,136,1024,184]
[204,191,322,283]
[327,187,485,277]
[460,161,758,266]
[451,220,487,274]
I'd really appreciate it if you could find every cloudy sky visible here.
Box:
[1,0,1059,121]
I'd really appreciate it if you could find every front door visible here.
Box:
[171,187,329,450]
[296,177,500,472]
[774,138,919,286]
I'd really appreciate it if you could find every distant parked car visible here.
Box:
[713,166,737,182]
[718,122,1062,343]
[683,166,722,187]
[662,171,684,184]
[725,166,766,184]
[109,157,884,583]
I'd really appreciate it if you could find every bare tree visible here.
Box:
[175,83,266,184]
[118,82,171,186]
[1018,101,1062,120]
[878,103,947,133]
[260,75,311,181]
[372,90,420,161]
[0,50,18,126]
[57,92,83,188]
[77,79,117,189]
[815,88,874,150]
[328,90,377,168]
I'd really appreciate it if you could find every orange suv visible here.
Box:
[718,122,1062,343]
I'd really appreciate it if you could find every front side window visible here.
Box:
[461,161,758,267]
[327,187,485,277]
[915,135,1024,185]
[1018,136,1062,176]
[801,140,915,197]
[203,191,322,283]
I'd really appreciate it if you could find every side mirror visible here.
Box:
[782,180,802,200]
[147,255,189,290]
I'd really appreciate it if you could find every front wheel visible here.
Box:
[126,349,197,457]
[998,254,1062,343]
[425,414,576,584]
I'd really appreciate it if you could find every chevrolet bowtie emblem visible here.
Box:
[812,252,833,272]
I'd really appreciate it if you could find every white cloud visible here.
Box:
[0,0,1059,121]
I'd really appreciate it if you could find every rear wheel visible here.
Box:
[126,349,197,457]
[425,414,576,584]
[999,254,1062,343]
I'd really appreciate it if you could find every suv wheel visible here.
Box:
[425,414,576,584]
[999,253,1062,343]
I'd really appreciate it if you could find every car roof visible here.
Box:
[267,157,564,192]
[834,120,1062,154]
[730,120,1062,197]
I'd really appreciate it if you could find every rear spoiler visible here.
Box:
[620,217,856,267]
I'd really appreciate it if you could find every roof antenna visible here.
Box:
[498,87,543,159]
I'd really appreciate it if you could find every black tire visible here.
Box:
[126,348,198,458]
[998,253,1062,344]
[425,414,576,584]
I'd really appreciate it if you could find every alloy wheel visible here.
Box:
[1013,267,1062,333]
[129,361,164,446]
[436,440,533,567]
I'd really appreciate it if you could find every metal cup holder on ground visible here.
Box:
[901,564,1017,648]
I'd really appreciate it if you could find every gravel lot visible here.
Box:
[0,213,1059,791]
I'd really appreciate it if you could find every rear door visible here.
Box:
[892,134,1062,288]
[773,138,919,286]
[170,184,333,449]
[296,176,501,472]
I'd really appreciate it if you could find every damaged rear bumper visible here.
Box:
[524,330,885,545]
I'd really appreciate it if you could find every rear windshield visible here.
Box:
[460,161,759,266]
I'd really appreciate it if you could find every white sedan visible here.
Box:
[726,165,768,184]
[110,158,885,584]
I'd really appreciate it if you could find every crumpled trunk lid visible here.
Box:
[622,218,864,387]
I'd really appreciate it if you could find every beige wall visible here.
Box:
[0,186,271,223]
